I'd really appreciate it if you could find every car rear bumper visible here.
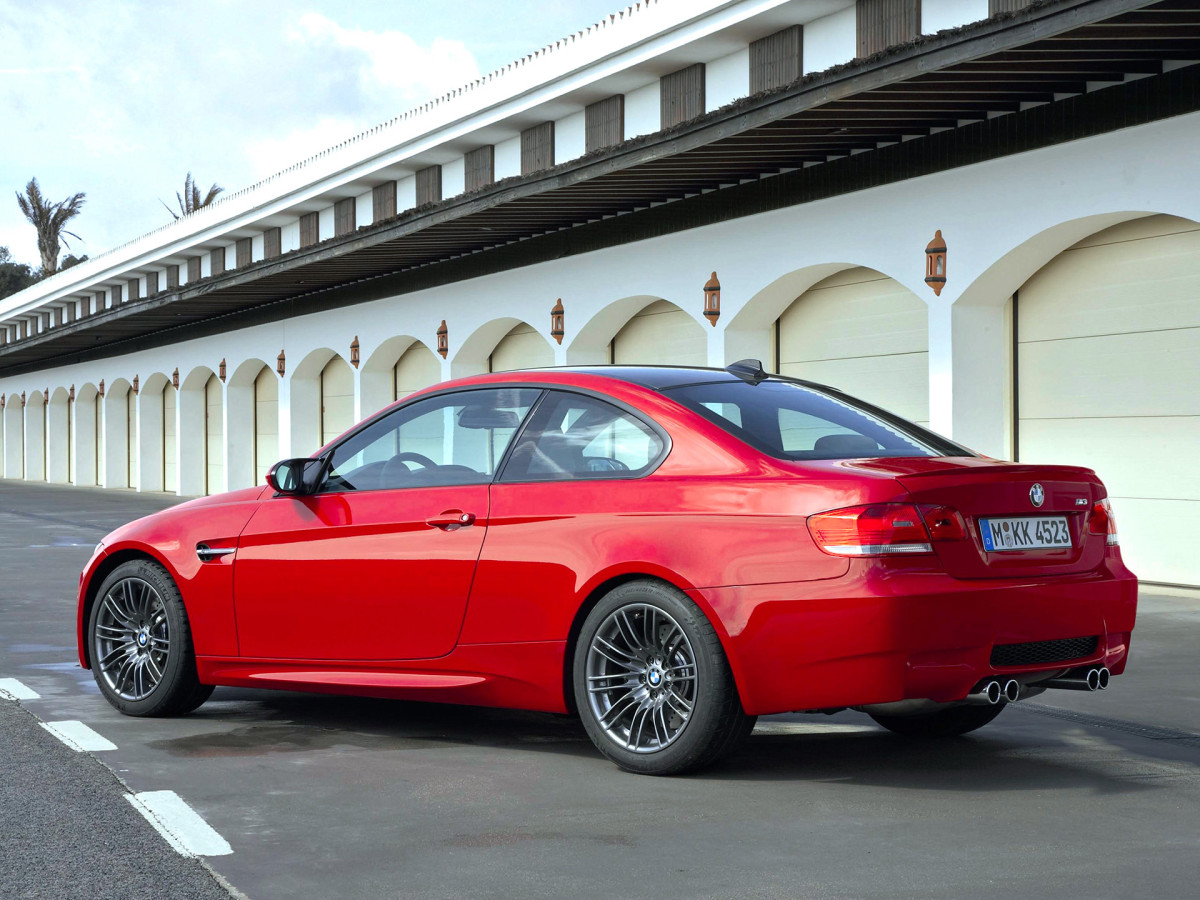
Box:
[690,555,1138,717]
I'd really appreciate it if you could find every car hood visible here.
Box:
[100,485,269,547]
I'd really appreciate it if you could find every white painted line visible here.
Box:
[753,722,879,736]
[0,677,40,700]
[39,720,118,752]
[126,791,233,857]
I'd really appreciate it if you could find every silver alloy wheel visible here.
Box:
[93,576,171,702]
[584,603,697,754]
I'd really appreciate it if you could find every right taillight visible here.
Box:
[807,503,933,557]
[1088,499,1119,546]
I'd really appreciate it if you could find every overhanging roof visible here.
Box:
[3,0,1199,375]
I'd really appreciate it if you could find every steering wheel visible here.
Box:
[390,451,437,469]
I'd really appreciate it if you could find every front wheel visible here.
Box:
[88,559,214,717]
[573,580,754,776]
[869,703,1006,738]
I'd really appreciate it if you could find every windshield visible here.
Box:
[664,379,971,460]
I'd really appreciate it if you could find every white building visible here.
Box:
[1,0,1198,586]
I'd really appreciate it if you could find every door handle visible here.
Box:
[196,543,236,562]
[425,510,477,530]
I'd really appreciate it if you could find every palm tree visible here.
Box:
[162,172,224,219]
[15,178,86,277]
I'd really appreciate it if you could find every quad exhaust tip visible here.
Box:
[1002,679,1021,703]
[1040,666,1111,692]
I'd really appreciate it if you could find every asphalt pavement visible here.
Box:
[1,479,1198,899]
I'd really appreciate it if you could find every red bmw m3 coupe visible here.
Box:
[77,362,1137,775]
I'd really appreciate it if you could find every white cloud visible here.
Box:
[290,13,479,105]
[243,117,365,181]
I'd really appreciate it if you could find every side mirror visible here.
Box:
[266,458,327,496]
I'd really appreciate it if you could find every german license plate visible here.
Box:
[979,516,1071,552]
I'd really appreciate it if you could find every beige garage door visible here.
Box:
[163,383,177,493]
[394,343,442,400]
[490,322,554,373]
[1018,214,1200,586]
[254,367,278,486]
[321,357,356,446]
[205,374,223,494]
[776,267,929,425]
[611,300,707,366]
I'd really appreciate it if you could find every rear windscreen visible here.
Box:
[664,379,972,460]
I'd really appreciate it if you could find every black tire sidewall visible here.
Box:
[88,559,195,717]
[573,580,734,775]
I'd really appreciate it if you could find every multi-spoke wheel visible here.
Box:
[574,580,754,775]
[88,559,213,717]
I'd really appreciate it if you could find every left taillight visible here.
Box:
[1088,498,1119,547]
[807,503,932,557]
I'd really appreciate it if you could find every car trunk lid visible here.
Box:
[846,457,1108,578]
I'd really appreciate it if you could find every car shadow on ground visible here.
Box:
[137,687,1190,798]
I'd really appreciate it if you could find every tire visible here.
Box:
[87,559,214,717]
[573,579,754,776]
[869,703,1006,738]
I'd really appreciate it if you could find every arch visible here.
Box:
[1009,212,1200,586]
[609,299,707,367]
[488,321,555,373]
[103,378,133,489]
[361,335,422,416]
[136,373,170,493]
[227,358,278,490]
[205,373,224,494]
[776,267,930,425]
[178,366,216,496]
[2,393,23,479]
[320,356,355,446]
[290,348,340,458]
[47,387,71,484]
[74,383,100,487]
[394,341,442,402]
[451,316,523,378]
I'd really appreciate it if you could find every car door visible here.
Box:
[234,387,540,661]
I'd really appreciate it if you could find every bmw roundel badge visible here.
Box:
[1030,483,1045,508]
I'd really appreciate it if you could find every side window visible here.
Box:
[322,388,540,492]
[778,408,872,454]
[502,391,666,482]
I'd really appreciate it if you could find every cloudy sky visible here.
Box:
[0,0,624,268]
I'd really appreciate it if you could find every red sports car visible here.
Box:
[77,362,1137,775]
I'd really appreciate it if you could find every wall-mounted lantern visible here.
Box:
[132,375,139,395]
[924,230,947,296]
[350,336,360,368]
[172,368,179,389]
[219,358,227,383]
[277,349,286,377]
[20,391,26,407]
[69,385,75,402]
[703,272,721,326]
[43,388,49,404]
[0,394,5,408]
[98,380,105,398]
[436,320,449,359]
[550,299,565,345]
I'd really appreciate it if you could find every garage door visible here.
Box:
[321,357,355,446]
[776,267,929,425]
[394,343,442,400]
[490,322,554,372]
[611,300,707,366]
[1018,214,1200,586]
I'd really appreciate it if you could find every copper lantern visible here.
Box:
[925,230,947,296]
[703,272,721,326]
[436,320,449,359]
[550,299,565,345]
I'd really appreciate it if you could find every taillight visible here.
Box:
[1088,499,1119,546]
[807,504,933,557]
[919,505,967,541]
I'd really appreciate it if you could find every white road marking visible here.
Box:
[39,719,118,752]
[753,722,879,736]
[126,791,233,857]
[0,677,40,700]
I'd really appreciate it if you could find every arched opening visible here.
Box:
[73,384,100,487]
[47,388,71,484]
[23,390,46,482]
[163,380,177,493]
[488,321,555,372]
[135,374,170,493]
[320,356,355,446]
[205,373,224,494]
[178,367,215,496]
[254,366,279,485]
[1012,213,1200,585]
[610,300,707,366]
[775,267,929,425]
[2,394,23,479]
[394,341,441,401]
[103,379,133,489]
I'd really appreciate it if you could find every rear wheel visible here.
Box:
[573,580,754,775]
[869,703,1006,738]
[88,559,214,717]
